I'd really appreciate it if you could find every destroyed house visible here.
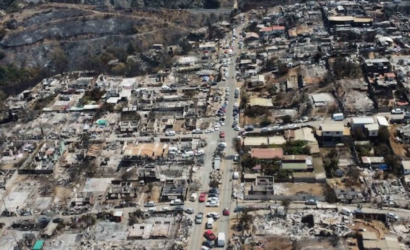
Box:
[249,175,274,195]
[160,180,187,202]
[72,192,94,206]
[364,58,391,74]
[107,182,138,200]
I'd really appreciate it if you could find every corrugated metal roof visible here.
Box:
[322,123,345,132]
[352,117,375,124]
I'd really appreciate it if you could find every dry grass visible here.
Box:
[283,183,323,196]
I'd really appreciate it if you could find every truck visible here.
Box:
[213,157,221,171]
[217,232,225,247]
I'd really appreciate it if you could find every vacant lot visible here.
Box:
[281,183,323,196]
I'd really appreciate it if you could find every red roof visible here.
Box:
[250,148,283,159]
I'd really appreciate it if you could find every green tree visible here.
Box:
[283,115,292,124]
[239,209,254,230]
[322,183,337,203]
[179,39,192,55]
[209,180,219,188]
[204,0,221,9]
[378,127,390,144]
[111,63,126,75]
[126,42,137,55]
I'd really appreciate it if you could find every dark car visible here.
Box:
[202,240,214,248]
[208,193,219,198]
[245,126,254,131]
[209,188,220,194]
[174,206,184,212]
[234,206,244,212]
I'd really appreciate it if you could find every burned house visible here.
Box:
[159,180,187,202]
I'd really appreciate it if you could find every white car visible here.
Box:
[162,207,170,211]
[206,201,220,207]
[219,122,225,126]
[214,123,221,128]
[234,126,241,131]
[207,197,220,203]
[391,108,404,114]
[261,127,272,132]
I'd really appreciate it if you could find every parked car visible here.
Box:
[174,206,184,211]
[207,212,220,219]
[223,208,230,216]
[220,131,225,138]
[391,108,404,114]
[195,213,204,224]
[305,199,317,205]
[192,129,203,134]
[144,201,155,207]
[184,208,194,214]
[199,193,206,202]
[204,230,216,240]
[387,212,399,221]
[202,240,214,248]
[206,201,219,207]
[233,154,240,162]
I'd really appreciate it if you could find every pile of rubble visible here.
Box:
[209,170,222,183]
[253,209,352,241]
[171,215,193,250]
[233,183,244,200]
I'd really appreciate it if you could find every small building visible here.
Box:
[281,162,309,172]
[351,117,375,130]
[364,123,379,137]
[199,42,216,52]
[318,123,345,145]
[361,156,386,170]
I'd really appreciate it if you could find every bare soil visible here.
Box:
[389,124,406,157]
[283,183,323,196]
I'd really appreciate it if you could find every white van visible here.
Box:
[233,172,239,179]
[190,193,198,202]
[340,207,352,216]
[206,218,214,229]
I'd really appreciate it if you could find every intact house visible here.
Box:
[317,123,347,146]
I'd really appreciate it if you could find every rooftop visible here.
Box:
[250,148,284,159]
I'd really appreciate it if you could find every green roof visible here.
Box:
[32,240,44,250]
[282,163,307,170]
